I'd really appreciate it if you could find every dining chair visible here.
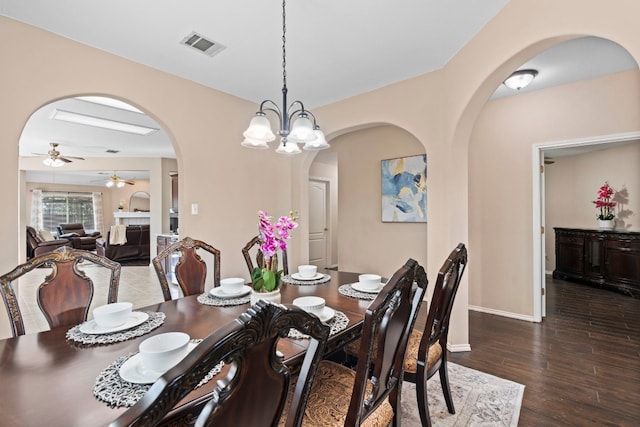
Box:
[403,243,468,427]
[298,258,426,427]
[152,236,221,301]
[242,235,289,276]
[0,246,121,337]
[108,299,330,427]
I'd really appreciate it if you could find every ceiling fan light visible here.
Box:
[43,157,64,167]
[504,69,538,90]
[117,180,125,188]
[275,140,301,155]
[288,114,316,143]
[303,128,330,150]
[105,180,114,188]
[243,114,275,142]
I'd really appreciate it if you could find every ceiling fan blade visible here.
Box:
[58,157,73,163]
[124,180,135,185]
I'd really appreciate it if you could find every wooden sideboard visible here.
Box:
[553,227,640,297]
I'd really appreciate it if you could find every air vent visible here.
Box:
[106,149,120,154]
[181,31,226,57]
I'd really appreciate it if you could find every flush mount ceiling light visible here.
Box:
[241,0,329,154]
[503,69,538,90]
[51,109,158,135]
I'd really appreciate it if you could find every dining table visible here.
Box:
[0,270,376,427]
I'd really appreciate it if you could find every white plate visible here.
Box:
[79,311,150,335]
[351,282,384,294]
[119,342,198,384]
[291,272,324,281]
[210,285,252,299]
[317,307,335,323]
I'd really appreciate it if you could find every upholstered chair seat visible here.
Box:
[403,329,443,375]
[300,360,394,427]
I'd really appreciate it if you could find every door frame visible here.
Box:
[531,130,640,322]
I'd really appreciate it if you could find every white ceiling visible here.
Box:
[5,1,637,185]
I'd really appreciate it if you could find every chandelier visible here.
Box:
[241,0,329,154]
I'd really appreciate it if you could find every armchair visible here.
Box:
[26,226,71,259]
[57,223,102,251]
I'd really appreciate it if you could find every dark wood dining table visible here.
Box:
[0,270,370,427]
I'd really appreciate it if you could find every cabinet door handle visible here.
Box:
[616,247,632,252]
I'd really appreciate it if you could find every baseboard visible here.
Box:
[469,305,538,322]
[545,270,553,276]
[447,342,472,353]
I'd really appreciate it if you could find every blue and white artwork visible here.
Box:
[381,154,427,222]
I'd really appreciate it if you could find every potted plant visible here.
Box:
[592,182,616,230]
[250,210,298,304]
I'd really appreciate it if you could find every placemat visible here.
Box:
[66,311,166,346]
[288,310,348,340]
[338,283,377,301]
[197,292,250,307]
[281,273,331,285]
[93,339,224,408]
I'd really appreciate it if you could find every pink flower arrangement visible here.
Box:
[592,182,616,220]
[257,210,298,260]
[252,210,298,292]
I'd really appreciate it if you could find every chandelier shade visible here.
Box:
[241,0,329,154]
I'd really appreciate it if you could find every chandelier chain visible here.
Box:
[282,0,287,89]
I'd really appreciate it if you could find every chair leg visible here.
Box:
[415,367,432,427]
[439,359,455,414]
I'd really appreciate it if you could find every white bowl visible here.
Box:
[139,332,190,373]
[92,302,133,328]
[298,265,318,278]
[293,296,326,316]
[220,277,245,294]
[358,274,382,290]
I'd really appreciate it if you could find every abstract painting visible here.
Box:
[381,154,427,222]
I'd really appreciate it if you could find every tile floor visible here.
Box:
[14,264,166,335]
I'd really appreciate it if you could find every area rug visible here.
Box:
[401,362,524,426]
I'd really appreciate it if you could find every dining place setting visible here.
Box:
[338,273,386,300]
[281,264,332,285]
[196,277,252,306]
[66,301,166,346]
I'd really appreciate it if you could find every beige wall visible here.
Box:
[4,0,640,345]
[545,142,640,270]
[469,71,640,316]
[329,125,428,275]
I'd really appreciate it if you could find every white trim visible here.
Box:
[469,305,538,323]
[447,343,472,353]
[532,131,640,323]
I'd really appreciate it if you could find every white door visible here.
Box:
[308,180,328,269]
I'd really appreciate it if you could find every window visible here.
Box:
[42,192,95,232]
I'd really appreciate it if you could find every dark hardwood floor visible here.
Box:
[420,277,640,426]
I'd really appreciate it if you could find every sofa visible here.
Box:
[57,223,102,251]
[26,226,72,259]
[96,224,150,263]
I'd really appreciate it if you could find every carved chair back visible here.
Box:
[108,300,330,427]
[411,243,467,426]
[0,246,121,337]
[346,258,426,425]
[242,235,289,276]
[152,236,221,301]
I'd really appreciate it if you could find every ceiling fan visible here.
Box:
[101,171,135,188]
[35,142,85,167]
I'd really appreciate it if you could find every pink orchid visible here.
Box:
[592,182,616,220]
